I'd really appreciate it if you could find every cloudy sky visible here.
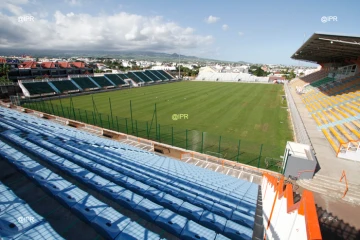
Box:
[0,0,359,64]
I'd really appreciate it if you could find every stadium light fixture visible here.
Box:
[318,37,360,45]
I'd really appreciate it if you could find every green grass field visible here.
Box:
[32,81,293,169]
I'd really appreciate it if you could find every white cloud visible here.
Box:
[222,24,229,31]
[205,15,220,24]
[238,32,244,36]
[0,11,213,53]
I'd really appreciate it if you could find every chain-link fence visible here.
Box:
[23,99,284,172]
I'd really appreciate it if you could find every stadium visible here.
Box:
[1,2,360,240]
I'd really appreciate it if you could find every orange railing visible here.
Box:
[339,170,348,198]
[263,173,322,240]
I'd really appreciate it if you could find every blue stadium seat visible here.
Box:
[176,190,197,203]
[56,186,88,208]
[211,202,233,219]
[134,198,164,222]
[215,234,231,240]
[230,210,254,228]
[223,220,252,240]
[0,189,25,214]
[116,221,160,240]
[159,194,184,212]
[72,195,109,222]
[16,222,65,240]
[101,182,126,199]
[43,179,74,196]
[127,180,150,195]
[155,209,188,236]
[193,196,214,211]
[143,187,166,203]
[178,202,204,222]
[199,211,227,233]
[116,190,144,210]
[180,220,217,240]
[91,207,131,239]
[0,204,44,238]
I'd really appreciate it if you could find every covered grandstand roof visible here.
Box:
[291,32,360,63]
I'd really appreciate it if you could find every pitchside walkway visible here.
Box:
[289,85,360,204]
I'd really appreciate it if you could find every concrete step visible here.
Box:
[309,178,360,194]
[299,179,360,198]
[314,174,360,188]
[298,179,360,205]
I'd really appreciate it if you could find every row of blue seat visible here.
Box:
[1,130,253,240]
[0,140,161,240]
[0,180,64,239]
[0,111,258,206]
[0,107,258,239]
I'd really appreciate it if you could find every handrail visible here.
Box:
[339,170,348,198]
[263,173,322,240]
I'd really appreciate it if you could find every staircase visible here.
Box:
[253,187,264,240]
[47,81,60,94]
[298,174,360,205]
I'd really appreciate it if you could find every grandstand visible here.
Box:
[290,33,360,161]
[90,76,115,88]
[71,77,99,91]
[196,72,270,83]
[51,80,80,93]
[17,69,175,98]
[21,82,57,96]
[0,103,321,239]
[104,74,128,86]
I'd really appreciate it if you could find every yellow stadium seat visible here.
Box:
[329,127,346,144]
[317,112,328,125]
[336,125,357,142]
[346,103,360,113]
[312,114,322,126]
[323,111,335,122]
[321,129,339,152]
[339,105,357,116]
[352,120,360,129]
[344,123,360,139]
[334,107,349,118]
[328,109,342,120]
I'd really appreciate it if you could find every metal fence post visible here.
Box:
[237,140,241,162]
[258,144,263,168]
[158,124,161,142]
[92,111,95,125]
[108,115,111,129]
[218,135,222,154]
[125,118,129,134]
[201,132,204,153]
[59,98,65,117]
[109,98,114,129]
[99,113,103,128]
[136,120,138,137]
[85,110,89,123]
[56,105,60,116]
[78,109,82,122]
[116,116,120,132]
[50,100,55,115]
[146,121,149,139]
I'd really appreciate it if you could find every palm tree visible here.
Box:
[0,63,10,83]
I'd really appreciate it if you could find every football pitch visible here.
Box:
[40,81,293,168]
